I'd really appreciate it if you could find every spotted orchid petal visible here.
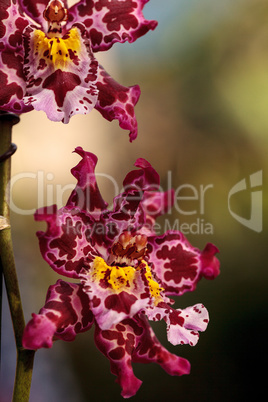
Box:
[0,53,32,114]
[68,0,158,52]
[94,314,190,398]
[0,0,29,50]
[0,0,32,113]
[167,304,209,346]
[35,205,97,279]
[35,147,108,273]
[23,280,94,349]
[146,301,209,346]
[147,232,220,296]
[95,66,140,142]
[22,22,99,123]
[94,318,143,398]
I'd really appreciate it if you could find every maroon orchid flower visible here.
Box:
[22,147,220,398]
[0,0,157,140]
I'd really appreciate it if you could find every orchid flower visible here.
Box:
[0,1,157,140]
[22,147,220,398]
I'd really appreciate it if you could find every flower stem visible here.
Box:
[0,113,35,402]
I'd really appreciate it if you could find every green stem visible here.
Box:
[0,113,35,402]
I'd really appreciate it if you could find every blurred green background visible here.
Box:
[1,0,267,401]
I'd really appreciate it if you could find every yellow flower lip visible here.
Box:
[33,27,81,69]
[92,257,136,292]
[91,256,164,302]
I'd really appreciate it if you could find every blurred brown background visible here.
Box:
[1,0,267,401]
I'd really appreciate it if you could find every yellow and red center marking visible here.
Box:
[32,27,81,69]
[91,256,164,303]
